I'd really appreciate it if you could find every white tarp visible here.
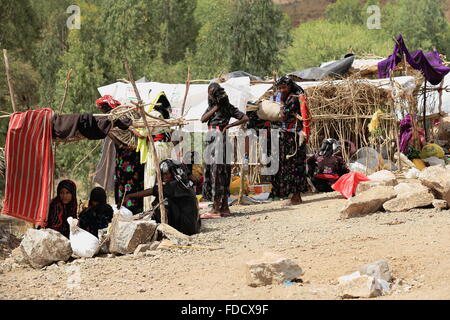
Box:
[98,75,420,131]
[418,76,450,115]
[98,77,271,132]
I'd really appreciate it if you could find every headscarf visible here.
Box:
[318,138,340,157]
[47,180,78,235]
[399,114,414,153]
[96,95,122,112]
[89,187,107,208]
[208,83,228,107]
[276,75,305,95]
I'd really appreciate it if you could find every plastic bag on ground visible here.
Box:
[332,172,371,199]
[423,156,445,166]
[354,147,380,172]
[405,168,421,179]
[420,143,445,159]
[68,217,100,258]
[111,205,133,218]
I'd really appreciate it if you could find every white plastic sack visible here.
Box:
[405,168,420,179]
[355,147,380,171]
[68,217,100,258]
[111,205,133,218]
[349,162,375,175]
[423,156,446,167]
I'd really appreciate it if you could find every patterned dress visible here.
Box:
[270,93,308,198]
[202,90,245,202]
[114,147,144,215]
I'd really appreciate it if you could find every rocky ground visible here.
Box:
[1,191,449,300]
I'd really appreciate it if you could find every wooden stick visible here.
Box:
[2,49,17,112]
[59,69,73,113]
[123,58,167,224]
[181,66,191,118]
[423,80,428,142]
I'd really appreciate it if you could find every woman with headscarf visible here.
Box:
[200,83,249,218]
[46,180,78,238]
[306,138,349,192]
[78,187,114,238]
[270,76,309,205]
[96,95,145,215]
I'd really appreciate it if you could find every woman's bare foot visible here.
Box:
[220,197,231,217]
[289,193,303,205]
[200,200,222,218]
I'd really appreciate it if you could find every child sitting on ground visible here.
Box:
[78,187,114,238]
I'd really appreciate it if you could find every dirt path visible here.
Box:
[1,191,450,300]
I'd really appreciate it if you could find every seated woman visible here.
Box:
[78,187,114,238]
[307,139,349,192]
[123,159,200,236]
[46,180,78,239]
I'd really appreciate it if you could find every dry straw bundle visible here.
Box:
[304,76,409,162]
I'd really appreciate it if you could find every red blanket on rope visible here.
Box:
[2,108,54,227]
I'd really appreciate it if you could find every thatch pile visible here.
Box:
[304,77,410,162]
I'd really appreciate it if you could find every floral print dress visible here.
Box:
[270,93,308,199]
[114,147,144,215]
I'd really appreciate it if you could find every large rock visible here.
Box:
[245,252,303,287]
[337,272,383,299]
[418,165,450,203]
[368,170,398,186]
[20,229,72,269]
[393,182,429,195]
[356,181,384,195]
[157,223,191,246]
[383,183,435,212]
[340,186,397,219]
[109,217,158,255]
[359,259,392,282]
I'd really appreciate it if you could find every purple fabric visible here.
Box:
[399,114,413,153]
[378,35,450,85]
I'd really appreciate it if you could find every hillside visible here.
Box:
[273,0,450,27]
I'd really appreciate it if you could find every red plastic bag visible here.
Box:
[332,172,370,199]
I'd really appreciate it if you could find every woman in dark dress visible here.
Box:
[46,180,78,239]
[200,83,249,218]
[79,187,114,238]
[306,139,349,192]
[270,76,309,205]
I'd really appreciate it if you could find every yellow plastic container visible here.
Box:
[229,177,248,195]
[412,158,426,170]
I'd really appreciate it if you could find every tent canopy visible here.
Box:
[98,75,419,132]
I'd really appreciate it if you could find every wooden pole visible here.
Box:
[59,69,73,113]
[2,49,17,112]
[123,58,167,223]
[180,67,191,118]
[423,81,428,142]
[53,68,73,198]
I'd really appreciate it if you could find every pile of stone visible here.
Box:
[337,259,392,299]
[13,213,191,270]
[341,166,449,219]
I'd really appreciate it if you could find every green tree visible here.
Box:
[30,0,72,106]
[326,0,366,25]
[281,20,392,72]
[194,0,291,78]
[382,0,450,56]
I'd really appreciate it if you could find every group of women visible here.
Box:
[44,75,338,237]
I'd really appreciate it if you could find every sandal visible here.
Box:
[200,213,221,219]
